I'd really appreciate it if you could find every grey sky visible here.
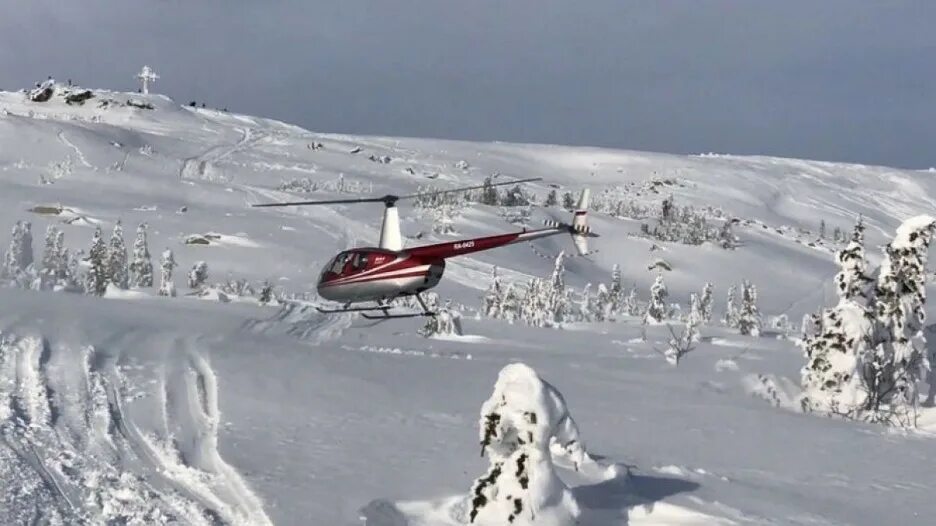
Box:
[2,1,933,168]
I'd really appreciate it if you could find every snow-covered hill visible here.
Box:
[1,86,935,525]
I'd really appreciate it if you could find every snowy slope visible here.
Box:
[1,86,936,525]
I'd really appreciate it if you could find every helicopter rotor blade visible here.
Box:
[397,177,542,201]
[250,177,542,208]
[250,196,388,207]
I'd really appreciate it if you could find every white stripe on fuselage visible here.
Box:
[324,265,431,286]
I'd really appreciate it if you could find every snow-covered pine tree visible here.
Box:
[623,285,640,317]
[158,249,177,297]
[258,281,274,305]
[52,228,68,284]
[834,217,872,303]
[545,189,558,207]
[40,224,59,289]
[2,221,24,279]
[561,191,575,211]
[468,364,583,525]
[578,283,594,322]
[65,248,84,292]
[482,266,504,319]
[21,221,33,271]
[737,280,761,336]
[868,216,936,423]
[480,176,499,205]
[723,284,738,327]
[188,261,208,290]
[420,299,463,337]
[107,221,129,289]
[687,293,703,343]
[546,251,570,325]
[129,223,153,288]
[700,282,714,323]
[644,273,668,324]
[607,264,626,318]
[85,226,108,296]
[819,219,827,240]
[594,283,612,322]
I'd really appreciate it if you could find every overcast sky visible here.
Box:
[1,1,933,168]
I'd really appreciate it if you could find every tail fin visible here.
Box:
[571,189,593,255]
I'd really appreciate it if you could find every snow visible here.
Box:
[1,86,936,524]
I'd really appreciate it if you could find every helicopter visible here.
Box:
[252,177,595,319]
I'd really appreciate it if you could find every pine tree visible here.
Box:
[561,192,575,211]
[607,264,626,318]
[480,176,499,205]
[85,226,108,296]
[258,281,274,305]
[623,285,640,317]
[594,283,611,322]
[868,216,936,423]
[21,221,33,270]
[482,266,503,318]
[158,249,177,297]
[52,229,68,283]
[723,285,738,327]
[188,261,208,290]
[834,217,871,303]
[107,221,129,289]
[644,273,668,324]
[737,280,761,336]
[687,293,703,343]
[819,219,827,240]
[129,223,153,288]
[545,189,558,207]
[40,224,59,289]
[3,221,24,278]
[700,282,714,323]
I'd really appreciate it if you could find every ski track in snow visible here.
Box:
[180,126,270,182]
[0,331,271,525]
[55,129,93,169]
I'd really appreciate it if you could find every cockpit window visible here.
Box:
[329,253,350,274]
[352,253,368,270]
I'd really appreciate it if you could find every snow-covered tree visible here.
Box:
[623,285,640,317]
[834,217,871,303]
[480,176,499,205]
[561,191,575,211]
[545,189,558,207]
[158,249,177,297]
[482,266,505,319]
[39,224,60,289]
[420,298,463,337]
[687,293,703,343]
[644,273,668,324]
[723,284,738,327]
[593,283,612,322]
[468,363,586,525]
[737,280,761,336]
[700,282,714,323]
[819,219,827,240]
[129,223,153,288]
[107,221,129,289]
[258,281,274,305]
[3,221,30,280]
[85,226,108,296]
[867,216,936,423]
[188,261,208,290]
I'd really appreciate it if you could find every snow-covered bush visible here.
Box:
[468,363,585,526]
[129,223,153,288]
[188,261,209,290]
[419,298,463,337]
[657,322,697,366]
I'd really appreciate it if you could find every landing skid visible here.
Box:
[319,293,437,319]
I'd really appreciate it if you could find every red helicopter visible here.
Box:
[252,178,595,319]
